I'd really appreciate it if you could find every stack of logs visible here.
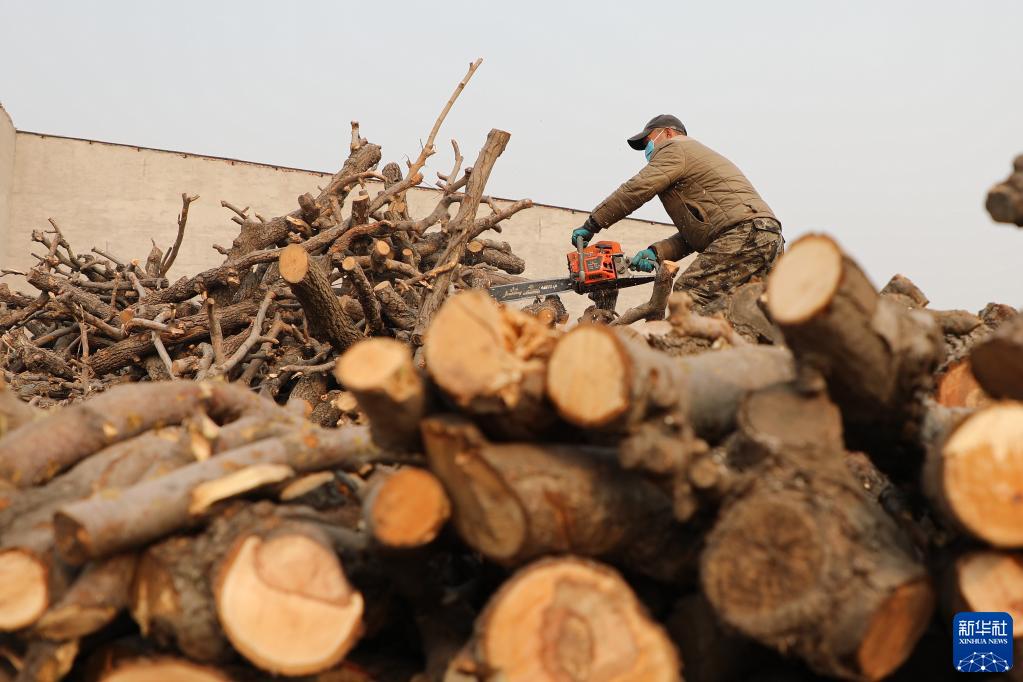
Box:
[1,66,1022,678]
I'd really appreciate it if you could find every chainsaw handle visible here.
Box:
[574,236,586,282]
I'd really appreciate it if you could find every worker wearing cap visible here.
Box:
[572,114,783,312]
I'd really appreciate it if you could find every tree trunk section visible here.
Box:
[765,233,943,435]
[969,312,1023,400]
[421,416,696,583]
[424,290,558,439]
[701,453,933,681]
[923,401,1023,547]
[470,557,680,682]
[334,338,428,452]
[279,244,362,352]
[363,467,451,549]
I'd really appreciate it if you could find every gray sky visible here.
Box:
[2,0,1020,310]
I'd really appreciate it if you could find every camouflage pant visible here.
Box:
[674,218,784,312]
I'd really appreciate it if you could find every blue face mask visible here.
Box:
[644,131,665,162]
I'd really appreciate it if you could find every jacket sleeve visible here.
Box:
[589,144,686,231]
[649,232,692,261]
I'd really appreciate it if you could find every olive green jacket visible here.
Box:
[589,137,778,260]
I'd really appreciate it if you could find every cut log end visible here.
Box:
[214,531,363,676]
[335,338,414,397]
[365,467,451,549]
[936,359,990,408]
[955,551,1023,622]
[856,579,935,681]
[547,325,629,427]
[0,549,49,631]
[476,558,680,682]
[101,659,231,682]
[940,402,1023,546]
[278,244,311,284]
[765,233,843,325]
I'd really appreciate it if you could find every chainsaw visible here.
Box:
[487,239,656,303]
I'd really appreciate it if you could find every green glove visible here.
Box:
[571,217,601,247]
[630,248,658,272]
[571,226,595,247]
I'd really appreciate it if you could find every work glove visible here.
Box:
[629,248,658,272]
[570,217,600,247]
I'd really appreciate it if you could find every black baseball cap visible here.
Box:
[627,114,687,150]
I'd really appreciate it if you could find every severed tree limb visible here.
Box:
[412,129,512,344]
[612,261,679,326]
[335,338,428,452]
[34,553,138,641]
[467,557,680,682]
[341,259,386,336]
[279,245,361,352]
[0,380,279,487]
[52,424,384,563]
[159,193,198,277]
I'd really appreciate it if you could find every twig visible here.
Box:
[237,316,285,385]
[151,310,176,379]
[368,58,482,214]
[437,139,463,193]
[221,200,249,222]
[160,193,199,276]
[217,291,276,376]
[277,360,337,375]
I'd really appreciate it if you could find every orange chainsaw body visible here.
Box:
[567,240,626,289]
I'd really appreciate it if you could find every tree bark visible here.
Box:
[766,233,944,437]
[701,451,933,681]
[34,553,137,641]
[969,312,1023,400]
[279,244,362,353]
[52,425,381,563]
[412,129,511,344]
[612,260,679,326]
[421,416,697,583]
[0,380,276,487]
[373,281,416,330]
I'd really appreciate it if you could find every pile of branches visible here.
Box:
[1,64,1022,680]
[0,58,530,415]
[1,235,1021,680]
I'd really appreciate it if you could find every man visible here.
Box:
[572,114,783,312]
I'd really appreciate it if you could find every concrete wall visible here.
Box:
[0,106,15,271]
[5,127,684,320]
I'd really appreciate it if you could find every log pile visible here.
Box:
[1,66,1022,681]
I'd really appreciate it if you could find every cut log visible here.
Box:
[421,416,696,582]
[766,233,944,434]
[335,338,428,452]
[213,507,363,675]
[519,295,568,327]
[923,401,1023,546]
[53,425,381,563]
[34,553,137,641]
[363,467,450,549]
[373,281,416,331]
[131,502,364,674]
[470,557,680,682]
[970,312,1023,400]
[612,260,679,326]
[98,658,231,682]
[16,640,78,682]
[547,325,794,439]
[341,257,386,336]
[935,358,990,408]
[279,243,362,352]
[0,380,275,487]
[945,551,1023,625]
[701,453,933,681]
[424,290,558,439]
